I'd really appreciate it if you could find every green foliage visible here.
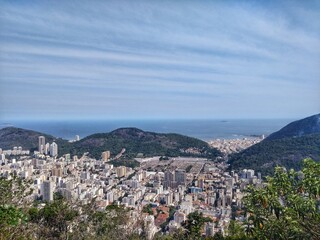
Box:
[109,159,140,168]
[28,200,140,240]
[142,204,153,215]
[169,206,176,217]
[159,156,169,161]
[88,204,139,239]
[28,198,79,239]
[145,182,153,187]
[186,165,193,173]
[66,128,220,160]
[0,177,122,240]
[243,158,320,239]
[0,175,32,206]
[0,205,27,226]
[127,171,136,180]
[182,211,212,240]
[0,175,33,239]
[71,129,221,159]
[226,220,246,239]
[0,127,222,160]
[154,228,186,240]
[229,134,320,176]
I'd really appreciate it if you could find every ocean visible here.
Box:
[0,119,293,141]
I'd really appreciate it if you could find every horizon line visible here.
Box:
[1,116,302,122]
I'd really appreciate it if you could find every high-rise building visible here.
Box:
[106,191,114,203]
[75,135,80,141]
[116,166,126,178]
[42,180,53,202]
[144,215,157,240]
[38,136,45,154]
[52,166,63,177]
[175,169,186,187]
[164,170,176,189]
[50,142,58,157]
[198,177,205,189]
[80,171,90,180]
[246,169,255,179]
[163,170,185,189]
[65,153,71,163]
[101,151,111,161]
[45,143,50,155]
[257,172,262,180]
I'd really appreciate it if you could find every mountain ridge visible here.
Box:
[266,113,320,140]
[229,113,320,175]
[0,127,221,160]
[0,126,70,151]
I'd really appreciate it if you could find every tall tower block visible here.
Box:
[38,136,45,154]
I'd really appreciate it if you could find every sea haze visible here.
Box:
[1,119,293,141]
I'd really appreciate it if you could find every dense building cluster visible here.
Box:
[38,136,58,157]
[208,137,263,155]
[0,136,263,239]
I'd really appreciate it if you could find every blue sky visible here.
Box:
[0,0,319,120]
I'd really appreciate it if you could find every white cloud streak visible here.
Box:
[0,0,319,119]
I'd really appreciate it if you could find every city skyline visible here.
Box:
[1,0,319,121]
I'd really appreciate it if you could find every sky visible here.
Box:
[0,0,319,121]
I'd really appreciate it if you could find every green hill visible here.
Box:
[229,135,320,176]
[0,127,72,153]
[267,113,320,140]
[0,127,221,160]
[71,127,221,159]
[229,114,320,176]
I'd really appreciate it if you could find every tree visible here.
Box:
[186,165,193,173]
[243,158,320,239]
[226,220,246,239]
[182,211,212,239]
[88,204,141,240]
[154,228,186,240]
[142,204,153,215]
[0,175,33,240]
[28,198,79,239]
[0,175,33,206]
